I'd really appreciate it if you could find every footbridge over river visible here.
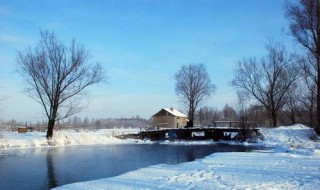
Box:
[139,127,260,141]
[117,123,261,141]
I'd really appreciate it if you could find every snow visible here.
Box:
[259,124,320,155]
[163,108,188,118]
[0,128,140,149]
[52,152,319,190]
[1,124,320,190]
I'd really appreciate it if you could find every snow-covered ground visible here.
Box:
[1,124,320,189]
[0,128,140,149]
[52,152,319,190]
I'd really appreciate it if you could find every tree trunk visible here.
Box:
[290,109,296,125]
[317,69,320,134]
[46,119,55,139]
[271,109,278,127]
[310,91,315,128]
[187,102,194,127]
[189,101,194,122]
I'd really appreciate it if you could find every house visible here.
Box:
[152,108,188,129]
[18,127,27,133]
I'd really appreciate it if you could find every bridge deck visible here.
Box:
[139,127,259,141]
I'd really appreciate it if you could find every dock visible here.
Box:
[117,127,260,142]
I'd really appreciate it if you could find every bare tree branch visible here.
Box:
[232,42,299,127]
[285,0,320,132]
[17,30,105,138]
[175,63,215,125]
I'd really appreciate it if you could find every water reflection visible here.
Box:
[0,144,267,190]
[186,148,196,161]
[47,149,57,189]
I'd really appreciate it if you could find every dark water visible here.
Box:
[0,143,265,190]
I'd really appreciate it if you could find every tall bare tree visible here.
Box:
[283,82,300,125]
[198,106,221,125]
[285,0,320,133]
[235,91,249,128]
[231,42,299,127]
[299,76,317,126]
[175,63,215,125]
[17,31,104,138]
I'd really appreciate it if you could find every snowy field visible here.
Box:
[1,124,320,190]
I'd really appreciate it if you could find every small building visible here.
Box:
[152,108,188,129]
[18,127,27,133]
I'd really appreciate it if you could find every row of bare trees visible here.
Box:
[173,43,315,128]
[285,0,320,133]
[196,100,315,128]
[231,42,300,127]
[174,0,320,133]
[173,42,315,128]
[232,0,320,131]
[61,115,150,129]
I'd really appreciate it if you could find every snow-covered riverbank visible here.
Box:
[1,124,320,190]
[53,151,320,190]
[0,128,140,149]
[52,124,319,190]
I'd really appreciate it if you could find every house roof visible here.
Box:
[157,108,188,118]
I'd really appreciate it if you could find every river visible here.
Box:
[0,143,266,190]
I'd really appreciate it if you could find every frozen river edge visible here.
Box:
[52,151,320,190]
[52,124,319,190]
[1,124,320,190]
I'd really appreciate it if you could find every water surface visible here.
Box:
[0,143,265,190]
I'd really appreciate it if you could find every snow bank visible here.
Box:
[52,124,320,190]
[0,128,140,149]
[259,124,319,155]
[1,124,319,153]
[53,151,320,190]
[1,124,319,189]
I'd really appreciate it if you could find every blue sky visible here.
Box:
[0,0,296,122]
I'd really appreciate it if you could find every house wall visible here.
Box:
[18,127,27,133]
[152,110,188,129]
[153,115,175,128]
[177,117,188,128]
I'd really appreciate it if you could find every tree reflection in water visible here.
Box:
[0,144,267,190]
[47,149,57,189]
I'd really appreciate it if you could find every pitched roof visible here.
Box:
[163,108,188,117]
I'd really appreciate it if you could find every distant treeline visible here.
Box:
[1,116,151,131]
[195,104,313,128]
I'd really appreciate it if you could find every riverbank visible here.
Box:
[53,151,320,190]
[1,124,320,189]
[0,128,141,149]
[1,124,318,151]
[49,124,318,190]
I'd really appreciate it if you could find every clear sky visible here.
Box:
[0,0,297,122]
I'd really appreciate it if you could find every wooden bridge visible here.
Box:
[117,126,260,141]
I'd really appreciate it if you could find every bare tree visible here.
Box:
[231,42,299,127]
[175,64,215,126]
[285,0,320,133]
[222,104,237,121]
[17,31,104,138]
[298,76,317,127]
[246,104,267,126]
[235,92,249,128]
[282,82,300,125]
[198,106,221,125]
